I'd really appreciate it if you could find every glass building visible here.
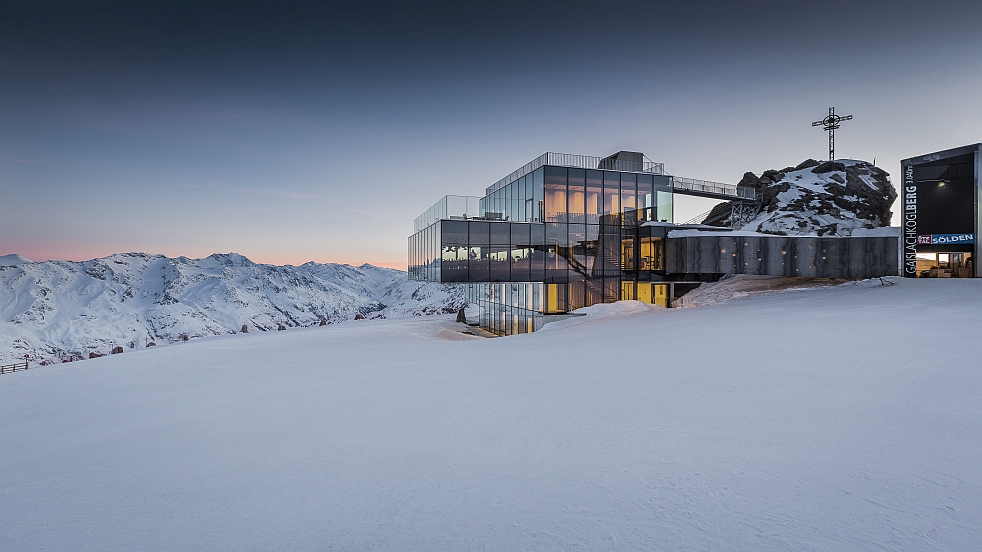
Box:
[410,150,901,335]
[409,151,677,335]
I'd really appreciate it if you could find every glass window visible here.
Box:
[522,175,531,222]
[544,166,567,223]
[585,170,602,225]
[603,171,620,218]
[599,230,620,278]
[585,279,603,308]
[509,181,518,221]
[441,220,468,283]
[532,168,544,222]
[620,172,637,219]
[490,222,510,245]
[640,237,663,271]
[603,278,619,303]
[545,283,566,313]
[511,223,531,246]
[568,223,587,279]
[584,224,600,276]
[468,221,490,281]
[503,183,511,222]
[442,220,468,245]
[637,174,653,223]
[469,245,489,281]
[545,222,569,281]
[490,245,510,282]
[568,280,586,311]
[567,168,585,224]
[655,175,673,223]
[469,221,490,245]
[511,225,530,282]
[530,224,546,281]
[621,232,635,272]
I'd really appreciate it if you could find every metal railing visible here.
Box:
[672,176,757,200]
[414,195,482,232]
[682,209,715,225]
[486,152,666,195]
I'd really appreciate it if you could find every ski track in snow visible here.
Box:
[1,278,980,550]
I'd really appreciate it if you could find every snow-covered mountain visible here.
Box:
[0,252,464,362]
[704,159,897,235]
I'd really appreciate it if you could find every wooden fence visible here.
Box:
[1,361,29,374]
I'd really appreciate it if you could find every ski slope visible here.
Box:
[1,277,980,550]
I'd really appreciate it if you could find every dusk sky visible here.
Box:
[2,0,981,268]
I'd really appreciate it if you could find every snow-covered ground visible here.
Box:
[1,278,980,550]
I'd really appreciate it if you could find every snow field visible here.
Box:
[1,278,980,550]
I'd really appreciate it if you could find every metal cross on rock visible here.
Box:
[812,107,853,161]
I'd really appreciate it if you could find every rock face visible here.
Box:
[0,253,466,362]
[705,159,897,236]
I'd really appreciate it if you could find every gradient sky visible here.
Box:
[2,0,981,268]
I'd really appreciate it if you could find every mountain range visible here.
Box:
[0,252,464,363]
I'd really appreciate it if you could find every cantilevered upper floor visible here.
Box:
[409,151,765,284]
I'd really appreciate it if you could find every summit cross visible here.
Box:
[812,107,853,161]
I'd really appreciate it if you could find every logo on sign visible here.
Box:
[931,233,974,245]
[917,235,932,244]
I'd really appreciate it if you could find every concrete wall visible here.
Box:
[665,235,899,279]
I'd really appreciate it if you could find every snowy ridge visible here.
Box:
[706,159,897,235]
[0,252,464,362]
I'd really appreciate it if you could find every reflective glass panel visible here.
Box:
[490,222,510,245]
[620,172,637,216]
[603,172,620,216]
[567,168,585,224]
[637,174,653,223]
[544,166,567,223]
[585,169,602,224]
[489,245,510,282]
[532,168,544,222]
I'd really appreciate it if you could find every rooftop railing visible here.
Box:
[672,176,757,200]
[413,195,482,232]
[486,152,666,195]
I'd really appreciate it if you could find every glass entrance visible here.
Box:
[915,252,974,278]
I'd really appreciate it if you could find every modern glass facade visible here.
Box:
[467,283,545,335]
[408,156,675,334]
[411,149,903,334]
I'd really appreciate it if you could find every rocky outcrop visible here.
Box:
[705,159,897,236]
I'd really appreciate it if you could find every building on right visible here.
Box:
[901,143,981,278]
[410,150,900,336]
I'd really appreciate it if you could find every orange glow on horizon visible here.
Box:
[5,243,408,271]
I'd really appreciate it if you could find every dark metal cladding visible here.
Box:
[665,235,899,279]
